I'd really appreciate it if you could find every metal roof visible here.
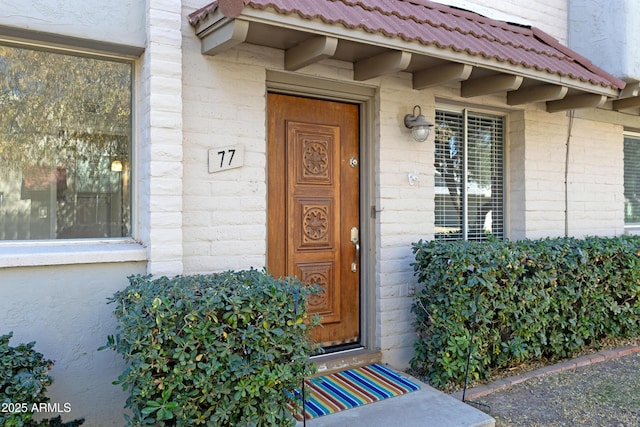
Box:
[189,0,634,112]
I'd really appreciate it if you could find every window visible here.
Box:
[624,133,640,225]
[434,108,504,240]
[0,43,132,240]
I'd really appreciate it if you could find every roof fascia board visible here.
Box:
[192,7,226,38]
[203,8,619,98]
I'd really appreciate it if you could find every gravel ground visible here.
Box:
[471,351,640,426]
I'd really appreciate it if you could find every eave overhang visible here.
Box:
[189,0,636,114]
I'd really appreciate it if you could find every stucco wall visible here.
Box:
[0,261,146,426]
[569,0,640,81]
[0,0,145,50]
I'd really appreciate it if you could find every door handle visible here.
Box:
[350,227,360,273]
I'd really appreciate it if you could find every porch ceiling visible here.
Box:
[189,0,640,114]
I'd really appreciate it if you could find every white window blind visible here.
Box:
[434,109,504,241]
[624,134,640,225]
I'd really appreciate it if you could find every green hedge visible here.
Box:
[411,235,640,389]
[1,333,84,427]
[103,269,318,426]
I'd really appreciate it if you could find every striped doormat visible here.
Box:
[291,363,421,421]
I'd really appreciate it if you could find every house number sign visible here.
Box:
[208,144,244,173]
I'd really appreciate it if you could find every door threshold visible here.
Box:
[310,348,382,376]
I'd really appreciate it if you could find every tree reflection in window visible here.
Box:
[0,44,132,240]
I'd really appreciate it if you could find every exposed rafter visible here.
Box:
[354,50,412,81]
[461,74,523,98]
[200,19,249,55]
[285,36,339,71]
[507,84,568,105]
[613,96,640,111]
[413,63,473,90]
[619,81,640,99]
[612,81,640,111]
[546,93,607,113]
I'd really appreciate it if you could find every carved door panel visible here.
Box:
[267,93,360,348]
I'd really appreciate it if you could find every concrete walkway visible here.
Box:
[294,344,640,426]
[296,371,495,427]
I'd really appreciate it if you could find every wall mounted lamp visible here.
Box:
[404,105,434,142]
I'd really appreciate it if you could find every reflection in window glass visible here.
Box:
[0,44,132,240]
[434,109,504,241]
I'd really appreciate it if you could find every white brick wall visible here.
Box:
[511,108,625,240]
[376,74,436,366]
[565,118,624,237]
[140,0,184,276]
[181,4,276,272]
[521,110,570,238]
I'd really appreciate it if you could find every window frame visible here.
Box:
[623,131,640,231]
[0,38,143,266]
[434,105,506,241]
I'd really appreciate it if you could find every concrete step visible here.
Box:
[295,371,495,427]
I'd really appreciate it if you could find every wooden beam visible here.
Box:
[285,36,339,71]
[413,63,473,90]
[461,74,523,97]
[613,96,640,111]
[546,93,607,113]
[507,84,568,105]
[201,19,249,56]
[354,50,412,81]
[619,81,640,99]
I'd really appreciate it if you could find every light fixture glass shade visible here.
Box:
[411,125,431,142]
[404,105,434,142]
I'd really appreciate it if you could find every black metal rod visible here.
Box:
[462,287,481,402]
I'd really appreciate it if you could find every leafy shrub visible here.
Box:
[0,332,84,427]
[104,269,319,426]
[411,235,640,389]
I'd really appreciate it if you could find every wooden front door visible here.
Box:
[267,93,360,348]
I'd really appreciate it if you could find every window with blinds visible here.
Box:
[624,133,640,225]
[434,108,505,241]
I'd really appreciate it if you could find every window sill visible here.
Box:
[0,240,148,268]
